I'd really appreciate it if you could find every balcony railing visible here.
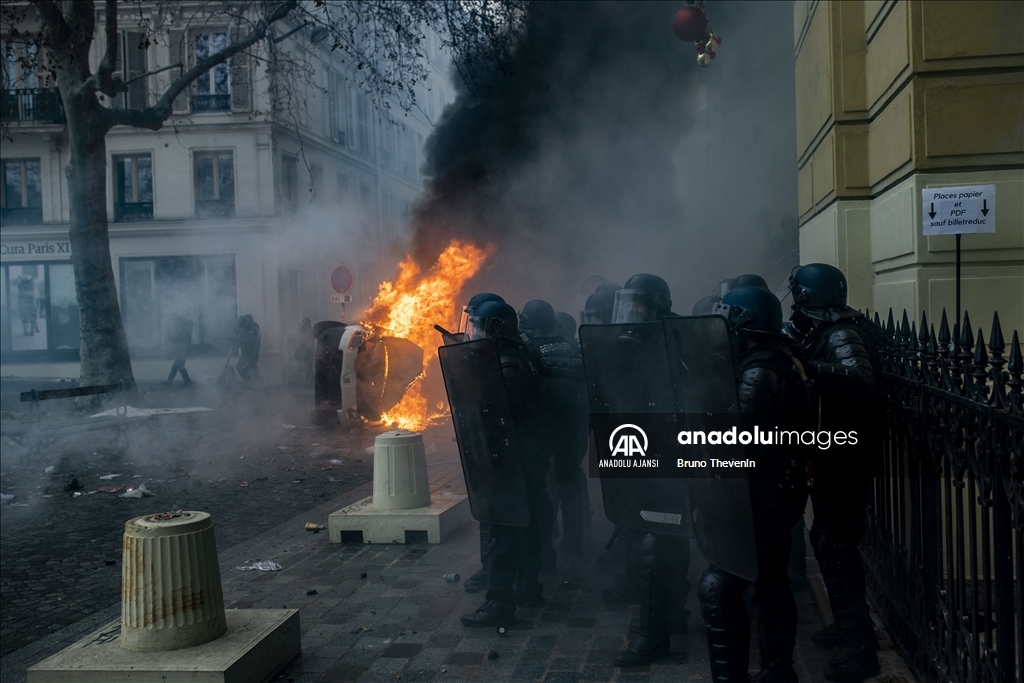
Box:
[191,94,230,113]
[0,88,66,124]
[114,202,153,222]
[196,199,235,219]
[1,206,43,225]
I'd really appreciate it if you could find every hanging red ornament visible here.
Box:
[672,6,707,42]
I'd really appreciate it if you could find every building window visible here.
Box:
[120,255,237,356]
[193,32,229,112]
[0,262,79,357]
[355,91,373,159]
[113,154,153,221]
[281,155,298,213]
[194,151,234,218]
[335,172,350,205]
[1,159,42,225]
[329,74,351,147]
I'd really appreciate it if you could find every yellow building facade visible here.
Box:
[793,1,1023,336]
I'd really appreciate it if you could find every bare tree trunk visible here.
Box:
[61,85,135,390]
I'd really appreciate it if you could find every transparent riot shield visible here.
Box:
[664,315,758,581]
[438,339,530,526]
[579,322,692,537]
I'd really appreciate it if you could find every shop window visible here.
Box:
[119,255,237,357]
[0,262,79,358]
[113,153,153,221]
[2,158,42,225]
[194,150,234,218]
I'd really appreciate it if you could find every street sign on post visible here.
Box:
[330,265,354,294]
[921,184,997,331]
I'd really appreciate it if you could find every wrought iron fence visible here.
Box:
[863,308,1023,683]
[0,88,66,124]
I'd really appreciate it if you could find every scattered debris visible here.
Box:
[443,573,460,583]
[236,561,283,572]
[364,446,374,455]
[350,626,373,634]
[487,651,499,660]
[306,589,317,596]
[98,474,121,480]
[120,484,155,498]
[360,573,368,579]
[44,466,58,475]
[98,486,124,493]
[240,482,250,487]
[218,477,228,483]
[0,493,14,505]
[282,424,297,429]
[328,459,345,466]
[104,560,116,566]
[65,479,82,492]
[305,523,326,531]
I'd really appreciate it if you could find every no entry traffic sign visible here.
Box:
[330,265,354,294]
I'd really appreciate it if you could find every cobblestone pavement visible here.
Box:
[2,419,916,683]
[0,380,377,658]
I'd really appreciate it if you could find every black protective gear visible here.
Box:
[612,273,672,323]
[460,599,516,627]
[467,301,520,341]
[715,286,784,335]
[789,263,848,315]
[519,299,556,337]
[460,292,506,332]
[464,522,492,593]
[614,533,671,667]
[580,283,621,325]
[699,569,751,682]
[692,295,722,316]
[733,273,771,291]
[553,311,578,340]
[803,323,877,397]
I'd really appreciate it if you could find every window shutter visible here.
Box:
[328,75,338,142]
[125,31,148,109]
[229,26,250,113]
[168,29,189,114]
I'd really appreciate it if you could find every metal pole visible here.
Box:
[955,234,962,332]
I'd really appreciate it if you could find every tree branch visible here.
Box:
[92,0,119,95]
[122,61,183,86]
[106,0,298,129]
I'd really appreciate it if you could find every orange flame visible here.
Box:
[363,240,491,431]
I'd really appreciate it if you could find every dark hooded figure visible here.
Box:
[163,312,194,386]
[231,314,262,383]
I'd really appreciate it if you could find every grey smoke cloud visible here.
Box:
[414,0,798,316]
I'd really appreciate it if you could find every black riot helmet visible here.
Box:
[553,312,577,339]
[460,292,505,332]
[691,295,722,316]
[613,274,672,323]
[467,301,520,341]
[732,273,770,291]
[580,283,620,325]
[519,299,556,337]
[789,263,848,320]
[713,286,783,335]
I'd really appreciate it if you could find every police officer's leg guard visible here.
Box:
[464,522,492,593]
[552,451,586,556]
[614,533,670,667]
[603,528,641,603]
[698,567,751,682]
[810,527,879,682]
[462,525,517,627]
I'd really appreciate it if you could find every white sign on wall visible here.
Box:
[922,184,996,236]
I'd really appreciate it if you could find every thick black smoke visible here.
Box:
[415,1,798,314]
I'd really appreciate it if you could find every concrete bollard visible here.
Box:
[120,511,227,652]
[372,430,430,510]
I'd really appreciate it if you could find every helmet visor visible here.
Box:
[579,308,607,325]
[458,308,470,333]
[466,316,506,341]
[612,290,661,324]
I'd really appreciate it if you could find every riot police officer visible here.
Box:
[460,301,550,626]
[610,274,692,667]
[553,311,578,341]
[786,264,884,682]
[698,286,809,683]
[460,292,508,594]
[692,295,722,316]
[580,283,621,325]
[519,300,589,561]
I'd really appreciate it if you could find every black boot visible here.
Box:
[464,524,491,594]
[614,534,670,667]
[460,599,515,627]
[812,529,880,683]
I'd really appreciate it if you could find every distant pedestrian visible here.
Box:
[163,313,194,386]
[230,314,262,384]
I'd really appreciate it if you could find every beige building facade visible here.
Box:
[793,1,1023,336]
